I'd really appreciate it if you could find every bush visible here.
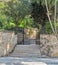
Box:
[44,21,53,34]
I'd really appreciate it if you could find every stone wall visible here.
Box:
[40,34,58,57]
[0,30,17,56]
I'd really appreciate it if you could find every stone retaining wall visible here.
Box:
[40,34,58,57]
[0,30,17,56]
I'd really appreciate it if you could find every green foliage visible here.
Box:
[44,22,53,34]
[3,0,32,26]
[0,2,5,10]
[0,0,58,34]
[19,15,34,28]
[31,1,48,28]
[31,0,55,6]
[0,13,15,30]
[0,0,32,30]
[44,21,58,34]
[0,14,7,29]
[5,17,16,30]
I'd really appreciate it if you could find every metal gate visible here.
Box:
[17,28,40,45]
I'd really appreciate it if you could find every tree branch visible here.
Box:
[45,0,55,34]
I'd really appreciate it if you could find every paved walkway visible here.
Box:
[0,57,58,65]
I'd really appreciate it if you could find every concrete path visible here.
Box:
[0,57,58,65]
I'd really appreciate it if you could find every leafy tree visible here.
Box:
[0,1,7,29]
[19,15,34,28]
[3,0,32,30]
[31,1,48,28]
[45,0,58,35]
[31,0,58,34]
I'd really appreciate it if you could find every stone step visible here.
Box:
[0,57,58,65]
[24,39,36,45]
[9,45,41,57]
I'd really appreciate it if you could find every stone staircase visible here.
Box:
[9,45,41,57]
[0,44,58,65]
[0,57,58,65]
